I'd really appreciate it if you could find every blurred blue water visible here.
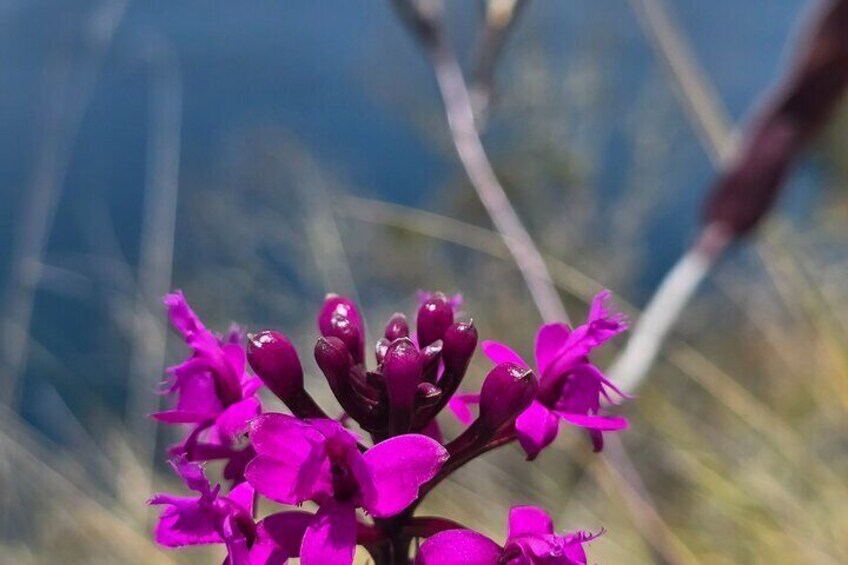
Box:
[0,1,814,434]
[0,0,809,274]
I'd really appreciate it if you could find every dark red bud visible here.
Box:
[315,336,377,427]
[411,322,477,430]
[318,294,365,364]
[382,338,423,435]
[416,382,442,407]
[384,312,410,341]
[420,339,443,383]
[417,292,454,347]
[441,321,477,377]
[247,331,304,401]
[248,331,328,419]
[478,362,538,435]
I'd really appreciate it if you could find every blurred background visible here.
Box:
[2,0,847,563]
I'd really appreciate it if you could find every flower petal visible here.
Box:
[515,401,560,461]
[250,511,313,565]
[507,506,554,540]
[300,501,357,565]
[415,530,501,565]
[362,434,448,517]
[481,341,528,368]
[447,393,480,426]
[534,323,571,377]
[587,290,628,339]
[222,514,251,565]
[226,482,255,517]
[149,496,221,547]
[245,456,316,506]
[557,412,629,431]
[249,414,324,458]
[169,366,225,415]
[151,409,217,424]
[171,457,213,495]
[164,291,207,339]
[245,414,326,504]
[216,396,261,441]
[563,530,603,565]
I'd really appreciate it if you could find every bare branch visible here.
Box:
[390,0,569,324]
[612,0,848,393]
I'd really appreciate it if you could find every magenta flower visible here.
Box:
[153,291,262,474]
[148,457,257,562]
[147,289,612,564]
[245,414,448,564]
[453,291,629,458]
[249,511,315,565]
[417,506,600,565]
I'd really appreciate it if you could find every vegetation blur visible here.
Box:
[1,1,847,563]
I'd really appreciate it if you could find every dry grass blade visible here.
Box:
[0,406,174,563]
[0,0,131,407]
[127,37,183,490]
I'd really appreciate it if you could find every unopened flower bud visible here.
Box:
[384,312,410,341]
[382,337,423,435]
[315,336,376,428]
[318,294,365,364]
[478,363,538,435]
[417,292,454,348]
[247,331,303,401]
[412,321,477,430]
[420,339,443,383]
[441,321,477,379]
[416,382,442,408]
[248,331,326,419]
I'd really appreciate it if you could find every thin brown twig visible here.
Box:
[612,0,848,394]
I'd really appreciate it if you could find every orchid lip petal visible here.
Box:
[300,500,357,565]
[415,529,502,565]
[480,340,528,368]
[362,434,448,517]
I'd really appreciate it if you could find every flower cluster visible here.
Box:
[152,291,262,482]
[148,290,627,564]
[450,291,629,458]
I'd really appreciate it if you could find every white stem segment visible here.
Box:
[428,44,569,324]
[610,232,724,395]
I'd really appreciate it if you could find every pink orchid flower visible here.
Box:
[244,414,448,565]
[416,505,601,565]
[153,291,262,476]
[148,457,257,563]
[452,291,629,458]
